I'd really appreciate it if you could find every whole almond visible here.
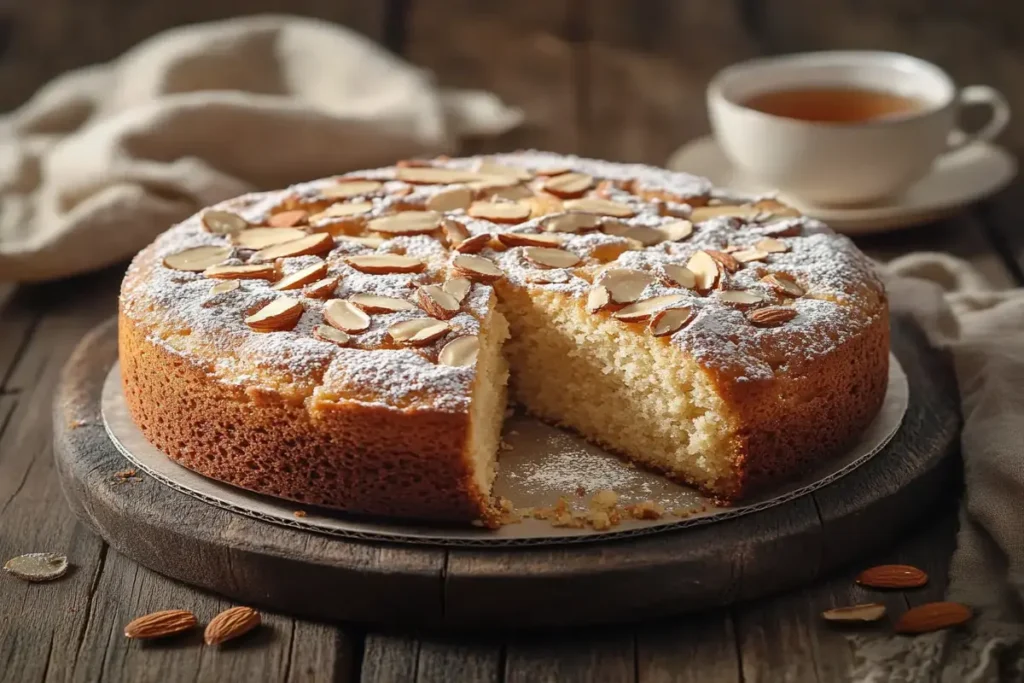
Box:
[124,609,197,640]
[856,564,929,589]
[895,602,972,634]
[204,606,262,645]
[747,306,797,328]
[821,603,887,623]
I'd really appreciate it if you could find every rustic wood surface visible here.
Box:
[2,0,1023,680]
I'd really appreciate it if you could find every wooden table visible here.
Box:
[3,2,1024,681]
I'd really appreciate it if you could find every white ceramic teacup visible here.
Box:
[707,51,1010,206]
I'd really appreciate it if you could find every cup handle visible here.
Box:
[946,85,1010,152]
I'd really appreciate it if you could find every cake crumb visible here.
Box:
[589,489,619,511]
[114,468,140,483]
[626,500,665,520]
[589,510,613,531]
[294,510,307,518]
[499,440,513,452]
[575,485,586,497]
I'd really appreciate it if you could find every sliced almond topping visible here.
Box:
[204,263,277,280]
[718,290,766,307]
[706,249,741,273]
[438,335,480,367]
[368,210,441,235]
[524,269,570,284]
[417,284,461,319]
[442,278,472,303]
[468,176,521,191]
[467,201,531,224]
[534,166,571,177]
[272,262,328,290]
[650,306,694,337]
[210,280,240,295]
[523,247,581,269]
[454,233,492,254]
[663,264,697,290]
[335,234,386,248]
[267,209,309,228]
[689,204,763,222]
[686,251,721,291]
[482,184,533,201]
[303,276,339,299]
[451,254,504,283]
[524,193,565,218]
[586,286,611,313]
[543,172,594,198]
[597,268,655,304]
[163,245,233,272]
[476,160,534,180]
[348,293,416,313]
[763,273,805,297]
[756,237,789,253]
[761,222,803,238]
[233,227,306,250]
[747,306,798,327]
[310,201,373,223]
[245,298,303,332]
[396,167,487,185]
[733,248,769,263]
[601,221,664,246]
[613,295,687,323]
[314,324,351,346]
[253,233,334,261]
[387,318,451,346]
[346,254,425,274]
[496,232,562,248]
[322,180,382,198]
[544,212,602,233]
[427,187,473,211]
[202,210,249,235]
[324,299,371,333]
[563,198,635,218]
[441,218,471,246]
[657,219,694,242]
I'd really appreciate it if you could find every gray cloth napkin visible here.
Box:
[853,253,1024,682]
[0,15,522,282]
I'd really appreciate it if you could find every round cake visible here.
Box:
[118,151,889,526]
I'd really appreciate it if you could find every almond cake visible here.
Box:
[118,152,889,526]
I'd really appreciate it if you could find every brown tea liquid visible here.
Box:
[742,87,925,123]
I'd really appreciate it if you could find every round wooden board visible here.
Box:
[55,315,960,629]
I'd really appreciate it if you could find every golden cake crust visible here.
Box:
[118,151,889,523]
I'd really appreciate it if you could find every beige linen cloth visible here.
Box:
[855,253,1024,682]
[0,15,522,282]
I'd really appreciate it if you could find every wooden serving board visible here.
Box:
[54,315,960,628]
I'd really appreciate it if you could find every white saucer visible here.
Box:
[667,135,1017,235]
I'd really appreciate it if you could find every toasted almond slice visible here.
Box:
[482,184,534,201]
[600,221,665,246]
[346,254,425,274]
[387,318,451,346]
[396,167,488,184]
[253,233,334,261]
[324,299,371,333]
[368,210,441,235]
[524,193,565,218]
[761,222,803,238]
[441,218,471,246]
[418,284,461,319]
[689,204,763,222]
[586,286,611,312]
[438,335,480,367]
[747,306,798,327]
[650,306,694,337]
[496,232,562,248]
[163,245,233,272]
[718,290,766,307]
[313,324,351,346]
[335,234,386,248]
[686,251,721,291]
[544,212,602,233]
[563,198,635,218]
[245,297,303,332]
[821,603,887,623]
[202,210,249,235]
[427,187,473,211]
[613,295,687,323]
[534,166,571,177]
[204,263,277,280]
[543,172,594,198]
[348,293,417,313]
[303,276,339,299]
[763,273,805,297]
[454,233,491,254]
[233,227,306,250]
[657,219,694,242]
[523,246,581,269]
[210,280,240,295]
[476,160,534,181]
[267,209,309,227]
[524,269,571,284]
[452,254,504,283]
[663,264,697,290]
[733,248,769,263]
[756,237,790,253]
[706,249,741,273]
[468,176,521,191]
[272,262,328,290]
[468,201,531,224]
[310,201,374,223]
[597,268,655,304]
[442,278,472,303]
[322,180,382,198]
